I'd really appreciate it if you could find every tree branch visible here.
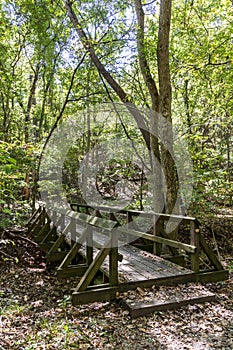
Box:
[65,0,151,150]
[134,0,160,111]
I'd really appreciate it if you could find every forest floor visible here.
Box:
[0,217,233,350]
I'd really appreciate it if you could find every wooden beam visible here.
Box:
[109,233,119,286]
[196,269,229,283]
[190,221,200,272]
[124,293,215,318]
[46,222,71,259]
[70,203,196,223]
[72,286,118,305]
[30,209,47,236]
[199,234,223,270]
[57,265,88,278]
[58,227,90,269]
[34,221,51,243]
[118,227,196,253]
[74,245,111,292]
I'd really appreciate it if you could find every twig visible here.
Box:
[4,231,38,247]
[0,250,15,260]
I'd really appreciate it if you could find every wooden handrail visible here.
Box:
[117,227,197,253]
[70,203,196,222]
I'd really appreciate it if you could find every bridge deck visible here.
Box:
[117,244,193,283]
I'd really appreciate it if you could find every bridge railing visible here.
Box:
[70,203,201,272]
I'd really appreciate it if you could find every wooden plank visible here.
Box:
[118,246,192,281]
[153,218,162,256]
[118,227,196,253]
[199,234,223,270]
[117,272,197,292]
[40,226,57,244]
[70,203,196,223]
[86,228,94,266]
[124,293,215,318]
[72,272,197,306]
[124,209,196,223]
[47,206,117,230]
[40,242,54,252]
[57,265,87,278]
[197,270,229,283]
[72,286,118,305]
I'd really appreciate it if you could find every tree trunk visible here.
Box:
[65,1,151,152]
[65,0,178,216]
[134,0,164,212]
[157,0,178,214]
[25,63,40,143]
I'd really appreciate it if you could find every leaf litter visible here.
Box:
[0,226,232,349]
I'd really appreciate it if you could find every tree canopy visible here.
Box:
[0,0,232,226]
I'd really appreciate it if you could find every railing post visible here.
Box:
[126,211,133,243]
[190,220,200,272]
[109,230,118,287]
[153,215,162,256]
[86,226,93,266]
[71,217,76,244]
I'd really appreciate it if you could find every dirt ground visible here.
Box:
[0,226,232,350]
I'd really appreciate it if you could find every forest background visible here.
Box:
[0,0,232,228]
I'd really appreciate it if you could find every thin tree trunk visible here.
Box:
[25,62,40,143]
[157,0,178,214]
[134,0,164,212]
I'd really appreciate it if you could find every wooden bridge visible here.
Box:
[27,203,228,315]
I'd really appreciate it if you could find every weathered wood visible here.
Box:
[71,203,196,223]
[30,204,229,306]
[124,293,215,318]
[46,222,71,259]
[30,209,47,237]
[47,206,117,230]
[162,254,186,266]
[72,286,118,305]
[57,265,88,278]
[196,270,229,283]
[58,229,89,269]
[199,234,223,270]
[40,226,57,245]
[118,227,196,253]
[86,228,93,266]
[109,233,119,287]
[153,218,162,256]
[39,242,54,252]
[75,244,111,292]
[117,244,193,282]
[34,221,51,243]
[190,221,200,272]
[117,272,197,291]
